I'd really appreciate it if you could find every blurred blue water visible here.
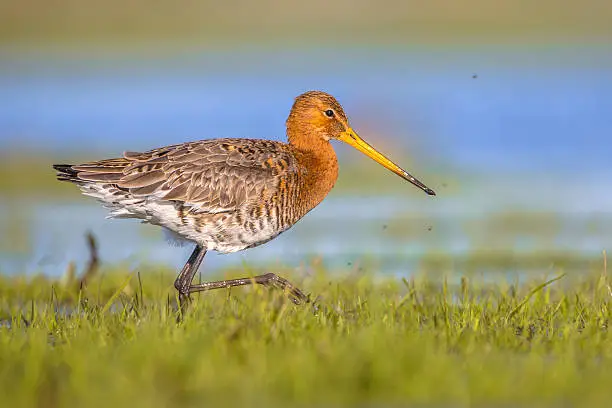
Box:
[1,46,611,277]
[2,195,612,277]
[2,46,611,173]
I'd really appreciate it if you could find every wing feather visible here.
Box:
[70,138,300,214]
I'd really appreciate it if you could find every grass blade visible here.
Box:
[506,273,566,321]
[101,275,133,315]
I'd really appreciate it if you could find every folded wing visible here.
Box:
[64,138,299,215]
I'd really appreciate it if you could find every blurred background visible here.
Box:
[0,0,611,278]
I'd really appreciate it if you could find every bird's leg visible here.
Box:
[173,245,207,315]
[188,272,309,305]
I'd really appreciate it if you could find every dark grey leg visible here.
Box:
[173,245,206,314]
[188,272,308,305]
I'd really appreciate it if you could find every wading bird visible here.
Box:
[54,91,435,311]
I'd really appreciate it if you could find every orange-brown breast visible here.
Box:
[283,137,339,225]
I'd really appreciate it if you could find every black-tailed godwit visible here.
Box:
[53,91,435,310]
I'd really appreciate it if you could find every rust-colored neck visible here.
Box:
[287,125,339,217]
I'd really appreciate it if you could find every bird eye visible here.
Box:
[324,109,334,118]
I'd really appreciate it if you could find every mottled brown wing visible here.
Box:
[72,138,300,214]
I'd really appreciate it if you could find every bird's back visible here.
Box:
[54,138,319,252]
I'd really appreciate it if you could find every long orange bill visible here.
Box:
[339,128,436,196]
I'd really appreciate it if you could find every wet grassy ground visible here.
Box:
[1,263,610,407]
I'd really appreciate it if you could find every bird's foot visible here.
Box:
[255,272,310,305]
[175,286,193,322]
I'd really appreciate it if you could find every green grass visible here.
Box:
[0,263,611,407]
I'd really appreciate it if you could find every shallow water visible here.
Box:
[1,46,611,277]
[2,186,611,277]
[1,46,611,174]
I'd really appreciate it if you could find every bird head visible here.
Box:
[287,90,435,196]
